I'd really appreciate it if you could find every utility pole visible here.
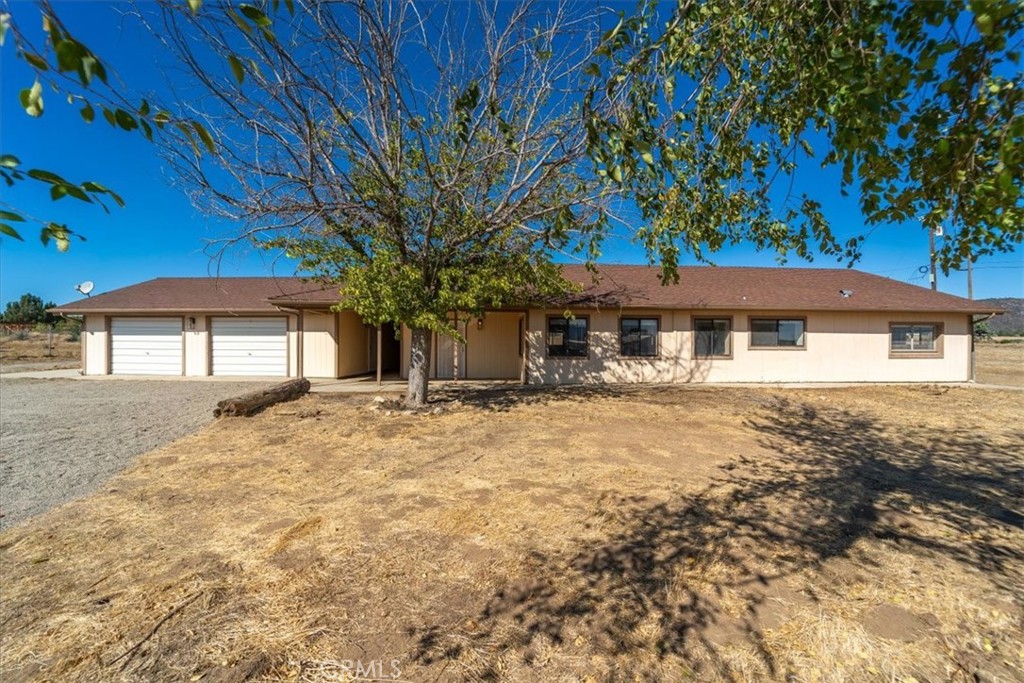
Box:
[928,227,938,291]
[967,257,974,300]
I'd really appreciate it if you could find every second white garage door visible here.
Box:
[211,317,288,376]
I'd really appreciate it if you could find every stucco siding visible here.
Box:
[337,311,371,377]
[399,313,524,380]
[302,310,338,378]
[83,315,108,375]
[526,309,971,384]
[287,315,299,377]
[467,312,523,379]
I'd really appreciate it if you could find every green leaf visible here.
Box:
[227,9,253,35]
[975,13,994,36]
[79,55,106,85]
[0,154,20,169]
[636,141,654,165]
[138,99,151,116]
[140,118,153,141]
[20,79,44,117]
[188,0,203,15]
[27,169,66,184]
[239,4,272,27]
[81,102,95,123]
[0,210,24,221]
[41,224,71,252]
[0,223,24,241]
[102,106,116,127]
[284,0,294,15]
[55,40,85,73]
[62,184,91,202]
[22,51,49,71]
[49,182,91,203]
[228,54,245,84]
[153,111,172,128]
[0,12,10,48]
[114,109,138,131]
[192,120,216,154]
[83,181,125,207]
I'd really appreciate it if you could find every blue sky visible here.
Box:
[2,2,1021,308]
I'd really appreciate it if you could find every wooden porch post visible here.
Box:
[452,313,460,383]
[376,325,383,386]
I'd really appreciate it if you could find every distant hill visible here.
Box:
[978,298,1024,334]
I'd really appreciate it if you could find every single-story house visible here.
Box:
[50,265,1001,384]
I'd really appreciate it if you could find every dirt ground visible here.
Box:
[0,385,1021,683]
[974,341,1024,387]
[0,378,275,530]
[0,333,80,373]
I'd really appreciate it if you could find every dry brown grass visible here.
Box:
[1,385,1021,683]
[975,341,1024,387]
[0,333,80,363]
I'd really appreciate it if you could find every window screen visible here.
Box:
[694,318,731,357]
[620,318,659,356]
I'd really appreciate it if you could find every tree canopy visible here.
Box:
[586,0,1023,279]
[0,0,212,250]
[1,293,57,324]
[149,0,611,404]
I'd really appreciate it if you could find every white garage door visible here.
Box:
[211,317,288,376]
[110,317,183,375]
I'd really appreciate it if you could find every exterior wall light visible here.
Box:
[477,317,484,330]
[188,317,197,330]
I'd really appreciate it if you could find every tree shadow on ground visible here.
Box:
[428,384,637,412]
[410,395,1024,681]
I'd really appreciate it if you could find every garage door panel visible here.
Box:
[211,317,287,377]
[110,318,183,376]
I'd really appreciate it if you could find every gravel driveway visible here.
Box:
[0,378,273,530]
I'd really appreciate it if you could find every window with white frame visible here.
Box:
[890,323,941,353]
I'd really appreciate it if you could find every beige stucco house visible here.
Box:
[51,265,999,384]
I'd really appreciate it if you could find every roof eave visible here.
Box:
[48,307,289,315]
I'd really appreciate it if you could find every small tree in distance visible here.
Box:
[1,293,57,325]
[150,0,613,406]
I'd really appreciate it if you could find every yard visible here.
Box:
[0,384,1020,682]
[0,378,274,530]
[0,330,80,374]
[975,341,1024,387]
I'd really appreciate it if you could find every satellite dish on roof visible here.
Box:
[75,281,94,297]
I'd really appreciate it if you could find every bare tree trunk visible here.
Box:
[407,327,431,407]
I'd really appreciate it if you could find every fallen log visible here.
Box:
[214,378,311,417]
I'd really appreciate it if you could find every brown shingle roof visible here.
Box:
[50,277,331,314]
[550,265,1000,313]
[51,267,1001,315]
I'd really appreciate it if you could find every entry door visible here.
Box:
[211,317,288,376]
[110,317,183,375]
